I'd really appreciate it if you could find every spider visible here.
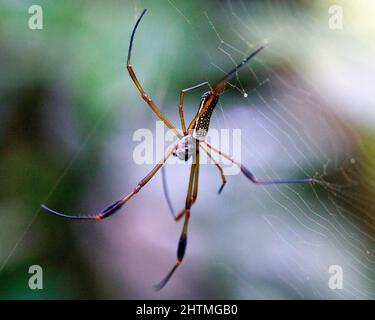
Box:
[42,9,316,291]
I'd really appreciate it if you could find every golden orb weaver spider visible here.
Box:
[41,9,317,291]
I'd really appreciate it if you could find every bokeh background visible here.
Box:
[1,0,375,299]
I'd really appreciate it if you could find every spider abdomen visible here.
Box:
[193,92,219,141]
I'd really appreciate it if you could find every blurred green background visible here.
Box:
[1,0,375,299]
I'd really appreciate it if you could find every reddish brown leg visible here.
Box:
[154,158,197,291]
[202,141,316,185]
[42,141,178,220]
[200,144,226,193]
[191,142,200,204]
[179,82,209,135]
[127,9,181,138]
[187,46,265,131]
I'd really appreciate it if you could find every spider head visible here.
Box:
[173,135,195,161]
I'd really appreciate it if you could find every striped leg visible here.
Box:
[202,141,316,186]
[200,144,226,193]
[127,9,181,138]
[42,142,178,220]
[154,159,197,291]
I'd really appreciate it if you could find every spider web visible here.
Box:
[148,0,375,299]
[69,0,374,299]
[190,0,375,299]
[1,0,373,299]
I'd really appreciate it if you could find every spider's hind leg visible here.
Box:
[154,162,197,291]
[191,144,200,204]
[42,141,178,220]
[200,144,227,194]
[202,141,317,186]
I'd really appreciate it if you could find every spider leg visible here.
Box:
[187,46,265,131]
[42,141,178,220]
[202,141,317,186]
[212,46,264,94]
[154,161,196,291]
[200,144,226,194]
[175,143,200,219]
[191,143,200,204]
[127,9,181,139]
[161,166,176,219]
[161,139,201,219]
[179,82,209,135]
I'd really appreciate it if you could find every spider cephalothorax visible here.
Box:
[173,135,196,161]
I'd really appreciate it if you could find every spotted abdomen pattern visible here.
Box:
[193,92,219,141]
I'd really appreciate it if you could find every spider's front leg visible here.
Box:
[127,9,181,139]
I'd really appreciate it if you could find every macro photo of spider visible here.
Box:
[41,9,318,291]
